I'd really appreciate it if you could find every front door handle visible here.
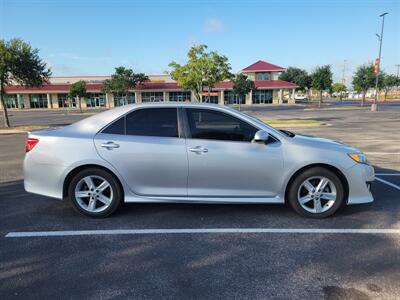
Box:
[189,146,208,154]
[100,141,120,150]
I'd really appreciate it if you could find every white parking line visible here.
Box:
[5,228,400,238]
[376,173,400,176]
[364,152,400,155]
[375,177,400,191]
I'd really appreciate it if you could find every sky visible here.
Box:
[1,0,399,84]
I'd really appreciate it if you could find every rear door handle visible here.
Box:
[189,146,208,154]
[100,141,120,150]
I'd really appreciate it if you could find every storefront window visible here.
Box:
[224,91,245,105]
[141,92,163,102]
[4,94,19,108]
[252,90,273,104]
[58,94,76,108]
[169,91,191,102]
[86,93,106,107]
[29,94,48,108]
[114,93,135,106]
[201,95,219,104]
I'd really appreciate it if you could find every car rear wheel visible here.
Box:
[68,168,123,218]
[287,167,344,218]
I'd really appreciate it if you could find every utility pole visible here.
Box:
[372,12,388,112]
[395,64,400,78]
[341,60,347,84]
[341,60,347,100]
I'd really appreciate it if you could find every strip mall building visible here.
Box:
[2,60,298,110]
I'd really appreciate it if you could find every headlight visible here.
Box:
[348,153,370,164]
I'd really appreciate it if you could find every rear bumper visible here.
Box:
[346,163,375,204]
[23,155,65,200]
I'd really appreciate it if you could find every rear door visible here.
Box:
[94,107,188,197]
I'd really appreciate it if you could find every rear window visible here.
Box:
[102,117,125,135]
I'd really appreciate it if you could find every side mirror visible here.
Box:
[253,130,270,143]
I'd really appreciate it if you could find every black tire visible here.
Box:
[287,167,344,219]
[68,167,123,218]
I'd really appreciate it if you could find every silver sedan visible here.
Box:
[24,103,374,218]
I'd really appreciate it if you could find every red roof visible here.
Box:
[5,79,296,93]
[215,80,297,89]
[4,82,181,93]
[5,83,104,93]
[241,60,286,72]
[136,82,180,90]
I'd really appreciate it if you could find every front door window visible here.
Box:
[186,108,257,142]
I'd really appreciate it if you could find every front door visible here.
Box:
[94,107,188,197]
[184,108,284,198]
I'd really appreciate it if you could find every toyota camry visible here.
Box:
[24,103,374,218]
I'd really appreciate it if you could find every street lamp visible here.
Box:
[372,12,388,112]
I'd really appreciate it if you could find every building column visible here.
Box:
[219,90,224,105]
[47,93,53,109]
[279,89,283,104]
[16,94,22,109]
[22,94,30,109]
[163,91,168,102]
[135,91,142,104]
[245,90,253,105]
[80,97,87,109]
[191,91,198,102]
[52,94,59,108]
[105,93,114,108]
[272,90,279,104]
[288,89,296,104]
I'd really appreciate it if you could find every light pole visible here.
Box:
[372,12,388,112]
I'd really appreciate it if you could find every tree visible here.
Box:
[232,74,255,111]
[352,64,376,106]
[311,65,333,107]
[0,38,51,127]
[102,66,148,106]
[279,67,311,91]
[331,82,347,101]
[380,74,400,101]
[69,80,87,112]
[169,44,232,102]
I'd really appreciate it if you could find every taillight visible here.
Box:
[25,138,39,152]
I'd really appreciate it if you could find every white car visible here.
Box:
[23,103,374,218]
[295,94,308,101]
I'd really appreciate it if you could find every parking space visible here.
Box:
[1,105,400,299]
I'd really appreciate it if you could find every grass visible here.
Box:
[0,125,49,133]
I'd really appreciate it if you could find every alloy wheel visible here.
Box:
[297,176,337,214]
[74,175,113,213]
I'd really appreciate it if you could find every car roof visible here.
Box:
[60,102,283,138]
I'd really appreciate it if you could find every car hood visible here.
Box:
[292,134,359,153]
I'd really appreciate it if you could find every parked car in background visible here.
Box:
[295,94,308,101]
[24,103,374,219]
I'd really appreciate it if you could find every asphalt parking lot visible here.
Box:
[1,102,400,299]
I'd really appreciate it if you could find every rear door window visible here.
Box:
[125,108,179,138]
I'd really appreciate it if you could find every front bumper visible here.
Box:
[346,163,375,204]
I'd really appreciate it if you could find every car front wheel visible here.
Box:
[68,168,123,218]
[287,167,344,218]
